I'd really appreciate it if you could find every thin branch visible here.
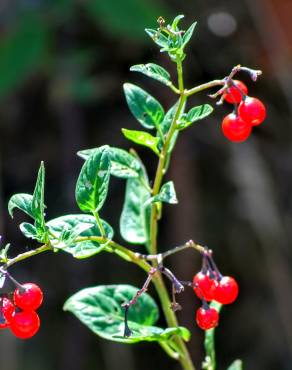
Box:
[134,239,205,263]
[122,267,157,337]
[185,64,262,98]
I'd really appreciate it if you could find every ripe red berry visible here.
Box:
[223,80,248,104]
[193,272,217,301]
[14,283,43,310]
[238,97,266,126]
[214,276,239,304]
[10,310,40,339]
[221,113,252,142]
[0,298,15,329]
[196,306,219,330]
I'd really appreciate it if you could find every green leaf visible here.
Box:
[171,15,184,31]
[76,146,111,213]
[182,22,197,48]
[178,104,213,130]
[150,181,178,205]
[0,14,48,97]
[19,222,40,241]
[122,129,160,156]
[109,148,141,178]
[64,284,190,343]
[123,83,164,129]
[31,162,48,242]
[47,214,113,259]
[78,147,141,179]
[130,63,171,87]
[32,162,46,228]
[8,193,33,219]
[0,243,10,264]
[227,360,243,370]
[120,178,151,245]
[145,28,169,49]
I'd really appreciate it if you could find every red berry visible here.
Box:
[221,113,252,142]
[193,272,217,301]
[214,276,239,304]
[0,298,15,329]
[238,97,266,126]
[223,80,248,104]
[196,306,219,330]
[10,310,40,339]
[14,283,43,310]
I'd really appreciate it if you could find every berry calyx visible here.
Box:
[221,113,252,142]
[10,310,40,339]
[0,298,15,328]
[214,276,239,304]
[193,272,217,301]
[196,306,219,330]
[223,80,248,104]
[238,96,266,126]
[14,283,43,310]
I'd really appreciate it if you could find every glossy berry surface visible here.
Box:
[221,113,252,142]
[223,80,248,104]
[14,283,43,310]
[0,298,15,328]
[238,97,266,126]
[193,272,217,301]
[214,276,239,304]
[196,307,219,330]
[10,310,40,339]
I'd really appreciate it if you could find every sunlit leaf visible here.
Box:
[178,104,213,130]
[122,129,160,156]
[47,214,113,258]
[120,178,151,245]
[76,146,111,213]
[64,284,190,343]
[8,193,33,219]
[123,83,164,129]
[130,63,171,87]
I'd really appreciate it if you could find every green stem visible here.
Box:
[204,328,216,370]
[152,274,195,370]
[149,92,186,255]
[185,80,224,97]
[160,341,180,360]
[203,303,222,370]
[148,58,196,370]
[75,236,152,273]
[4,244,53,268]
[93,210,106,237]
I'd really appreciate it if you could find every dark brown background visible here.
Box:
[0,0,291,369]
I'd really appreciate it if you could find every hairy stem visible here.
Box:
[148,58,196,370]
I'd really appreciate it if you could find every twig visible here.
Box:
[122,267,157,337]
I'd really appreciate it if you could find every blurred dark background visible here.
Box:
[0,0,291,369]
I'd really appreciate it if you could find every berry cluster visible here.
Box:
[0,283,43,339]
[221,80,266,142]
[193,251,238,330]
